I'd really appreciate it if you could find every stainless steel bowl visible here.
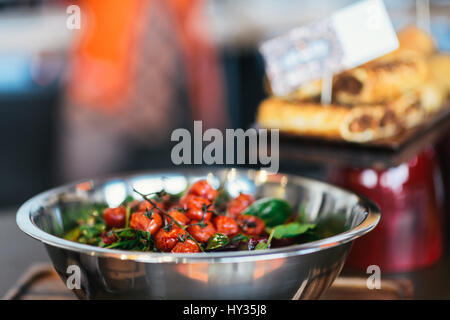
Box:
[17,168,380,300]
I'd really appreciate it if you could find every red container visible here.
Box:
[329,147,444,272]
[436,134,450,217]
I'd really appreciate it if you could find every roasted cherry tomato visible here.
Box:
[213,216,239,237]
[187,179,218,201]
[138,200,164,213]
[179,193,194,207]
[129,211,162,235]
[187,220,216,243]
[183,196,213,221]
[227,193,254,219]
[165,208,190,226]
[236,215,265,236]
[155,226,187,252]
[103,207,126,228]
[171,239,200,253]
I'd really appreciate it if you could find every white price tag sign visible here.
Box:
[260,0,399,96]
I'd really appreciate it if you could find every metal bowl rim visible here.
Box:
[16,168,381,263]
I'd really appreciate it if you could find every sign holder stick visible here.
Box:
[321,72,333,105]
[416,0,431,35]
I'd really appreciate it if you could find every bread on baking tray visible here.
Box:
[257,98,399,143]
[257,26,449,143]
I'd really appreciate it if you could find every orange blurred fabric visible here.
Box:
[69,0,142,112]
[68,0,227,128]
[167,0,227,129]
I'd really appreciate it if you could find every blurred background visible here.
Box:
[0,0,449,208]
[0,0,450,299]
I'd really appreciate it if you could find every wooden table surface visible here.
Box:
[0,207,48,298]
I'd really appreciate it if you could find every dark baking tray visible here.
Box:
[276,104,450,169]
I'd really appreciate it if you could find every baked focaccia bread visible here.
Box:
[428,54,450,96]
[420,78,447,115]
[264,77,323,102]
[257,98,400,143]
[332,52,429,105]
[380,25,435,61]
[386,58,448,128]
[285,79,322,102]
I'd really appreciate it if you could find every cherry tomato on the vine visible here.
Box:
[155,226,187,252]
[129,211,162,235]
[213,215,239,237]
[138,200,164,214]
[236,214,265,236]
[103,207,126,228]
[187,179,218,201]
[165,208,190,226]
[171,239,200,253]
[187,220,216,243]
[227,193,254,218]
[183,195,213,221]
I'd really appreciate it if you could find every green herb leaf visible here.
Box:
[231,233,250,243]
[105,228,154,251]
[242,197,292,227]
[254,242,267,250]
[63,227,81,241]
[62,203,107,236]
[273,222,316,239]
[255,229,275,250]
[80,223,105,239]
[206,233,229,250]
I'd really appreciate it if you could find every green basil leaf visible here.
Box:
[63,227,81,241]
[206,233,230,250]
[231,233,250,243]
[273,222,316,239]
[116,228,136,238]
[80,223,105,238]
[242,197,292,227]
[254,241,269,250]
[255,229,275,250]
